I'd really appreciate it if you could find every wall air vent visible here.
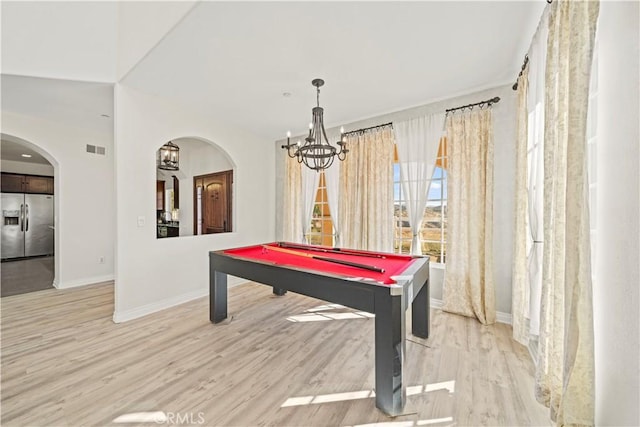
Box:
[86,145,106,156]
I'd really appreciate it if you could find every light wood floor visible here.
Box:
[1,282,550,427]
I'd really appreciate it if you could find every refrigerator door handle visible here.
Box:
[25,204,29,232]
[20,204,25,232]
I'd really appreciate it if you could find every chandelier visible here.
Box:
[158,141,179,171]
[281,79,348,171]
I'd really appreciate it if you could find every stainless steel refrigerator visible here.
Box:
[1,193,54,259]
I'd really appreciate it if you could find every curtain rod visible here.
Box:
[512,54,530,91]
[445,97,501,114]
[342,122,393,136]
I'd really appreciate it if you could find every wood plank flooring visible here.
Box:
[0,282,550,426]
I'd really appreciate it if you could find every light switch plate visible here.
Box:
[137,216,145,227]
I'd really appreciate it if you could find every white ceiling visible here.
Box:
[1,75,114,135]
[1,136,51,165]
[1,1,118,82]
[1,1,545,142]
[123,2,544,139]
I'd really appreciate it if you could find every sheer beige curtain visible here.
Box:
[512,64,531,345]
[282,155,302,242]
[536,1,599,425]
[339,127,394,251]
[442,109,496,325]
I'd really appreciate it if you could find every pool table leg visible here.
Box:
[210,270,228,323]
[374,292,406,416]
[411,278,430,339]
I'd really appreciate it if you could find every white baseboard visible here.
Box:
[55,274,115,289]
[496,311,513,325]
[113,288,207,323]
[430,297,512,325]
[111,281,512,325]
[112,278,250,323]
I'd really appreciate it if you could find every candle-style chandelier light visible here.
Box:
[281,79,348,171]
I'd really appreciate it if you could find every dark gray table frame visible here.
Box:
[209,245,430,416]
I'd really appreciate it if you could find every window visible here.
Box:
[305,138,447,260]
[394,139,448,262]
[306,172,335,246]
[393,153,412,254]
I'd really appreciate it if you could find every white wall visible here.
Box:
[114,84,275,322]
[594,2,640,425]
[1,159,54,176]
[275,84,517,316]
[1,111,115,288]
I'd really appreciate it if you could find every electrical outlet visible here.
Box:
[99,256,105,264]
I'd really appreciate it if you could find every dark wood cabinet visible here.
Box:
[1,173,25,193]
[25,175,53,194]
[157,225,179,238]
[1,173,53,194]
[156,180,165,211]
[172,175,179,209]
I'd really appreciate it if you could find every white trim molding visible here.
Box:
[55,275,115,289]
[113,287,207,323]
[112,278,250,323]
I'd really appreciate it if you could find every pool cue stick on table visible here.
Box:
[263,245,385,273]
[278,242,387,259]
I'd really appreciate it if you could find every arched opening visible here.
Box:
[154,136,236,239]
[1,133,59,296]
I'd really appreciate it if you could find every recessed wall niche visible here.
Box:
[155,137,234,239]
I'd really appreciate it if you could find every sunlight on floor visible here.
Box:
[286,303,375,322]
[281,381,455,408]
[348,417,454,427]
[112,411,166,423]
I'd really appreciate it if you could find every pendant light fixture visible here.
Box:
[281,79,348,171]
[158,141,180,171]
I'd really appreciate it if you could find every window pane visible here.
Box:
[393,157,447,259]
[421,241,443,263]
[394,183,401,200]
[393,164,401,181]
[421,222,441,243]
[309,171,335,247]
[427,180,443,200]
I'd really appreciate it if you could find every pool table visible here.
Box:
[209,242,430,416]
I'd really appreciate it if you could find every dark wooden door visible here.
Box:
[194,170,232,235]
[156,180,165,211]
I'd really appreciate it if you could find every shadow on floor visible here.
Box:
[1,256,54,297]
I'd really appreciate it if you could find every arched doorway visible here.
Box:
[1,134,58,297]
[154,136,236,239]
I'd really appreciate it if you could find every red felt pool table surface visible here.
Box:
[223,243,416,285]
